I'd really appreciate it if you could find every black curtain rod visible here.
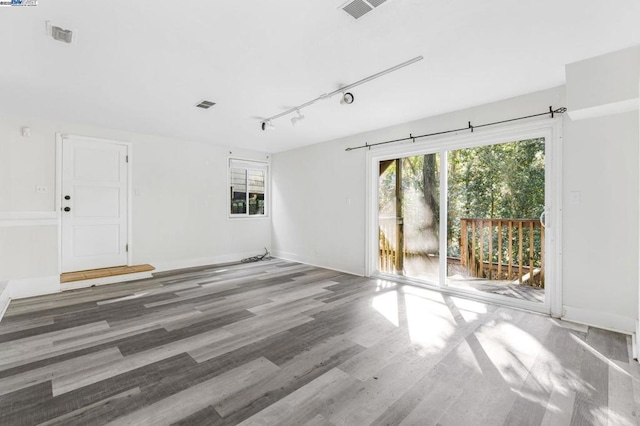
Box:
[344,106,567,152]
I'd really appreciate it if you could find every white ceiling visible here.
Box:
[1,0,639,153]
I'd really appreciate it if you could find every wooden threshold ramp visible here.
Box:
[61,264,155,283]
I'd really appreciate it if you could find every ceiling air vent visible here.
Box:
[341,0,389,19]
[45,21,76,44]
[195,100,216,109]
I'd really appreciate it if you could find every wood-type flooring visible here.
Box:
[0,259,638,425]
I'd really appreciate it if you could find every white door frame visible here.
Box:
[365,118,563,317]
[55,133,133,273]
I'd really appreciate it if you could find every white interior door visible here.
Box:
[61,136,129,273]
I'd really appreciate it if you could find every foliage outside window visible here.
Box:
[229,159,268,217]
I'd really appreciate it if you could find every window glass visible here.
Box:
[229,159,268,217]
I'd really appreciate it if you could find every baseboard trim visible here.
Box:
[562,305,635,335]
[271,250,364,277]
[8,276,61,300]
[152,251,271,274]
[0,281,10,322]
[60,271,154,291]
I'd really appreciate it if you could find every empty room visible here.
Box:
[1,1,640,425]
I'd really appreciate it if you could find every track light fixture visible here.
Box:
[291,110,305,127]
[260,120,275,131]
[259,55,423,131]
[340,92,355,105]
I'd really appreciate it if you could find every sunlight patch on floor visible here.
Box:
[404,293,455,354]
[372,290,399,327]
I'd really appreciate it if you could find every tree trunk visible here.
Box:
[422,154,439,252]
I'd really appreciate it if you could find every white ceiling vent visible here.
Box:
[45,21,76,44]
[341,0,389,19]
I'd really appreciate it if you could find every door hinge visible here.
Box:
[125,155,129,163]
[126,243,129,252]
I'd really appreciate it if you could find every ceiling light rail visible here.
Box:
[344,106,567,151]
[260,56,423,131]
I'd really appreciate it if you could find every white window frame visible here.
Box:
[228,158,270,219]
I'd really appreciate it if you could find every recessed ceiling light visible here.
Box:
[196,100,216,109]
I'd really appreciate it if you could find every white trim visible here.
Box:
[637,75,640,360]
[0,211,57,227]
[634,322,638,360]
[438,151,447,287]
[56,133,63,274]
[364,149,375,278]
[563,305,635,335]
[57,133,133,272]
[365,118,563,316]
[272,250,364,276]
[152,251,272,273]
[366,118,560,160]
[0,211,57,220]
[0,281,10,322]
[0,219,57,227]
[8,276,60,299]
[127,143,133,266]
[60,271,153,291]
[547,119,564,318]
[567,98,639,121]
[227,156,270,219]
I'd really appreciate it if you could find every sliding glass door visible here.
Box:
[375,132,552,310]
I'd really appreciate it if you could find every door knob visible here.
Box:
[64,195,71,200]
[64,207,71,212]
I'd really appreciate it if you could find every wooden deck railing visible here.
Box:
[379,227,396,273]
[460,218,544,287]
[378,217,545,287]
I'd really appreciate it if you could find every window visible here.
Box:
[229,158,268,217]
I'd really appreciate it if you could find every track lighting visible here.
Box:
[260,120,275,131]
[291,110,305,127]
[340,92,355,105]
[259,55,423,132]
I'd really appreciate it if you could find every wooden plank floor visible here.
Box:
[0,259,638,425]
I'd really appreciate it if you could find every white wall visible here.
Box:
[272,80,639,333]
[562,46,640,333]
[562,111,638,331]
[0,112,271,296]
[272,87,565,276]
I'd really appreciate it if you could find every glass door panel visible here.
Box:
[378,154,440,284]
[445,138,546,304]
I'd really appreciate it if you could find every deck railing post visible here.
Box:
[518,221,524,284]
[541,225,545,287]
[471,221,476,277]
[508,221,513,280]
[529,222,535,286]
[488,220,493,280]
[478,220,484,278]
[497,221,503,279]
[460,219,468,267]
